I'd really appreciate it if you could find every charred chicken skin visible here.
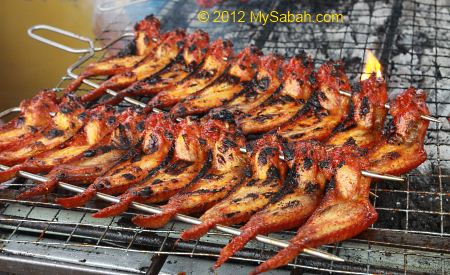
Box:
[327,73,388,148]
[101,30,210,106]
[224,54,285,115]
[148,39,234,108]
[277,61,351,142]
[87,118,210,215]
[17,109,146,199]
[214,73,390,267]
[0,16,435,274]
[215,141,327,268]
[0,105,119,184]
[237,52,316,135]
[81,29,186,102]
[252,146,378,275]
[63,15,161,94]
[55,111,172,208]
[129,113,249,227]
[0,95,85,166]
[179,135,287,240]
[0,90,59,151]
[170,46,262,117]
[56,113,177,209]
[368,87,430,175]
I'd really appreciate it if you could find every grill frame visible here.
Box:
[0,0,449,274]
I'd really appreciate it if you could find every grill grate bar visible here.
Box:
[0,164,343,262]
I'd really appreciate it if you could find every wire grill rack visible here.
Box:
[0,0,449,274]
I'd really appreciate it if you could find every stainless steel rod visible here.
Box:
[0,164,344,263]
[239,148,404,182]
[0,105,404,183]
[338,90,440,123]
[26,24,441,125]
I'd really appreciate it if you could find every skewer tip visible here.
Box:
[361,170,405,182]
[303,248,345,262]
[421,115,441,123]
[342,91,440,123]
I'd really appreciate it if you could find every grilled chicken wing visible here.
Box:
[327,74,388,148]
[84,118,210,214]
[215,141,327,268]
[277,61,351,142]
[252,146,378,275]
[17,109,146,199]
[81,29,186,102]
[0,90,59,151]
[170,46,262,117]
[0,105,118,183]
[130,113,249,226]
[224,54,285,115]
[0,95,85,166]
[179,135,287,240]
[368,87,430,175]
[101,30,210,106]
[63,16,161,94]
[237,52,316,134]
[148,39,234,108]
[56,113,177,208]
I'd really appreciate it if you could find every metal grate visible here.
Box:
[0,0,449,274]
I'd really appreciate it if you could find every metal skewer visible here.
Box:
[0,164,344,263]
[26,27,407,180]
[239,148,404,182]
[28,25,441,124]
[338,90,440,123]
[67,69,405,183]
[64,67,405,183]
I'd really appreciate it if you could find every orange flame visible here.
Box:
[361,51,382,81]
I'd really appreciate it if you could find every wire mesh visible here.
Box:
[0,0,449,274]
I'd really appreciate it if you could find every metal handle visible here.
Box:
[28,25,94,54]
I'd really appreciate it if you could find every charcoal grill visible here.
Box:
[0,0,449,274]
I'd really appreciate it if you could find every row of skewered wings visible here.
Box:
[0,15,431,274]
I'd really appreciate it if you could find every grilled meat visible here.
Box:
[0,90,59,151]
[214,74,389,266]
[179,135,287,240]
[224,54,285,115]
[237,52,316,134]
[0,95,85,166]
[0,105,118,183]
[101,30,210,106]
[18,109,146,199]
[81,29,186,102]
[54,112,172,208]
[148,39,234,108]
[56,113,177,209]
[86,118,210,214]
[129,115,249,227]
[170,46,262,117]
[277,61,351,142]
[63,16,161,94]
[252,145,378,275]
[215,141,327,268]
[368,87,430,175]
[327,74,388,148]
[133,15,162,57]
